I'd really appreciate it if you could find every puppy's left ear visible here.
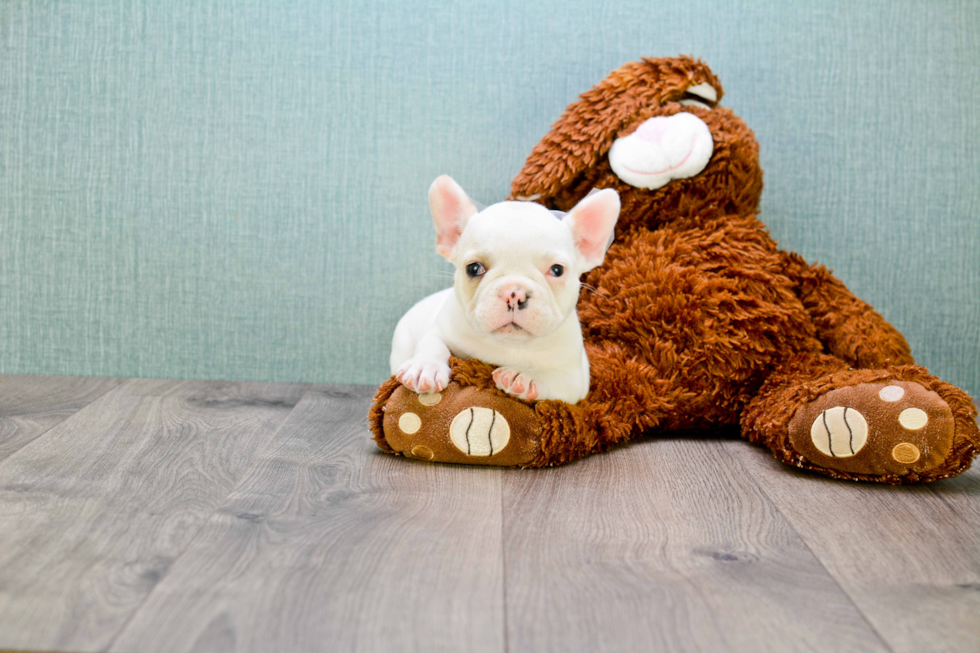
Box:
[429,175,480,260]
[563,188,620,270]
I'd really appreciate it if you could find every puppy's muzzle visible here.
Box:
[501,286,530,311]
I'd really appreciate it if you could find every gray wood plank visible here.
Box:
[731,439,980,653]
[0,374,124,463]
[0,378,307,652]
[109,385,505,653]
[502,435,891,653]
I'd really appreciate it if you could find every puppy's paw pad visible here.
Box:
[492,367,518,391]
[396,359,451,393]
[493,368,540,401]
[526,382,539,401]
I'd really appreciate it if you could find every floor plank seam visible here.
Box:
[728,442,897,653]
[211,384,315,491]
[101,384,312,652]
[927,486,964,520]
[500,471,510,653]
[0,376,127,465]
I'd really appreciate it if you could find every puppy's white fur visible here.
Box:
[390,176,620,403]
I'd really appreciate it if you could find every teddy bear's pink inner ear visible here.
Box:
[429,175,479,259]
[564,189,621,270]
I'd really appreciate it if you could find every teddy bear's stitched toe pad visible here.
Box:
[382,383,542,466]
[788,381,955,476]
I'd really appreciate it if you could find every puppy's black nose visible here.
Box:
[504,289,531,311]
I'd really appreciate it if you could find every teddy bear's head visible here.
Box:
[510,56,763,233]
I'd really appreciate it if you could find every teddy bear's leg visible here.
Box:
[741,353,980,483]
[780,251,915,369]
[370,357,606,467]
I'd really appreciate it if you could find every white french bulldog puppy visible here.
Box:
[389,175,620,403]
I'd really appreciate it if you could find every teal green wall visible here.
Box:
[1,1,978,399]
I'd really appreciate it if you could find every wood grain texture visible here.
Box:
[502,436,890,653]
[2,377,979,653]
[731,440,980,653]
[109,385,505,653]
[0,377,307,652]
[0,375,123,463]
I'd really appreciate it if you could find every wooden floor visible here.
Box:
[0,376,978,653]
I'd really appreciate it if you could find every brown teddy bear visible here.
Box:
[369,56,979,484]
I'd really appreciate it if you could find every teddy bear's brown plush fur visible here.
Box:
[370,56,979,483]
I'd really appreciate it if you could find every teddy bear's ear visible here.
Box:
[509,57,722,207]
[509,61,654,206]
[429,175,479,260]
[563,188,620,270]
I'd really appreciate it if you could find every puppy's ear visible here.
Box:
[429,175,479,260]
[563,188,620,270]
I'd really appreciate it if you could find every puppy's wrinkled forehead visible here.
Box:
[458,202,573,255]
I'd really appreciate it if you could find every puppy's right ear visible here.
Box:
[429,175,479,260]
[563,188,620,271]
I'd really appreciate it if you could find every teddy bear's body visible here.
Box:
[371,57,979,483]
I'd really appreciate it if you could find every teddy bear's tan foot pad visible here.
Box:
[381,383,542,466]
[788,381,954,475]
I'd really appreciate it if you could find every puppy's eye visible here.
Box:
[466,262,486,278]
[549,264,564,277]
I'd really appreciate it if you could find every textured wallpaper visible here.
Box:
[0,0,977,400]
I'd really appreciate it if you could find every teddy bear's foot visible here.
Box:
[369,358,605,467]
[743,356,980,483]
[788,381,955,476]
[370,379,544,466]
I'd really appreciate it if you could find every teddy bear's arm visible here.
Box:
[781,251,914,368]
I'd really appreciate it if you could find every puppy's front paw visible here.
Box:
[492,367,541,401]
[395,359,451,393]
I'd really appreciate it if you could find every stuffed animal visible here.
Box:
[369,56,979,483]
